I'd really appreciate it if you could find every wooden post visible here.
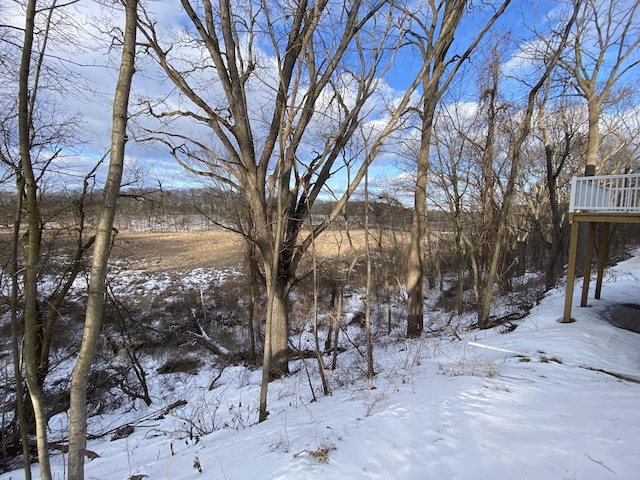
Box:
[562,216,580,323]
[580,222,596,307]
[595,222,610,299]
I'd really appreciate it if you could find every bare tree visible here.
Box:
[421,5,579,327]
[428,43,520,319]
[560,0,640,176]
[67,0,137,477]
[1,1,94,475]
[0,23,30,470]
[18,0,54,476]
[363,168,375,378]
[526,78,640,288]
[430,100,477,314]
[136,0,423,398]
[532,82,583,289]
[403,0,512,336]
[475,5,579,328]
[3,146,32,480]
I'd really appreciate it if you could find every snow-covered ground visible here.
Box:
[3,252,640,480]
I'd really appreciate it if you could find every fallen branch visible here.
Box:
[468,341,640,384]
[585,453,617,475]
[87,399,188,440]
[35,441,99,460]
[187,329,232,358]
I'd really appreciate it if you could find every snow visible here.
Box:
[3,253,640,480]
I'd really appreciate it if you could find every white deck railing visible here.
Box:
[569,174,640,213]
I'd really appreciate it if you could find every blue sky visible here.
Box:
[3,0,635,199]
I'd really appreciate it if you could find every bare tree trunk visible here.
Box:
[584,98,601,176]
[407,88,442,336]
[545,148,565,288]
[364,170,374,378]
[405,0,510,336]
[267,278,290,379]
[462,233,480,303]
[259,197,286,421]
[407,88,440,336]
[245,239,259,364]
[138,0,425,372]
[476,59,500,326]
[538,89,572,289]
[331,286,343,370]
[455,228,465,314]
[259,289,273,422]
[325,284,336,353]
[19,0,50,476]
[310,218,329,395]
[406,124,428,336]
[9,173,31,479]
[385,271,392,335]
[67,1,137,478]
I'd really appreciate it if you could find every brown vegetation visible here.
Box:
[112,231,246,272]
[0,227,408,274]
[109,229,409,272]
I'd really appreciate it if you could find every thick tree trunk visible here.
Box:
[259,220,290,420]
[267,277,290,378]
[67,1,137,478]
[407,98,436,337]
[584,92,601,176]
[406,205,425,336]
[245,240,259,364]
[576,97,600,273]
[405,0,471,337]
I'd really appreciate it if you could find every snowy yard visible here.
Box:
[3,252,639,480]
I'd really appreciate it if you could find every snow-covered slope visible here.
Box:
[4,253,639,480]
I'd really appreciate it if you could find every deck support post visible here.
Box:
[562,215,580,323]
[595,222,609,299]
[580,223,597,307]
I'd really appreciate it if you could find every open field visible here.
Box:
[0,227,412,277]
[112,231,246,271]
[112,228,411,272]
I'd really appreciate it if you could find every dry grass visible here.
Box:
[0,230,246,272]
[111,229,410,272]
[0,227,410,273]
[303,228,409,257]
[111,231,246,272]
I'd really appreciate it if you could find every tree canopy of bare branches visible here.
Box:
[136,0,425,417]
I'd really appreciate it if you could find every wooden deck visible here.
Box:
[562,174,640,323]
